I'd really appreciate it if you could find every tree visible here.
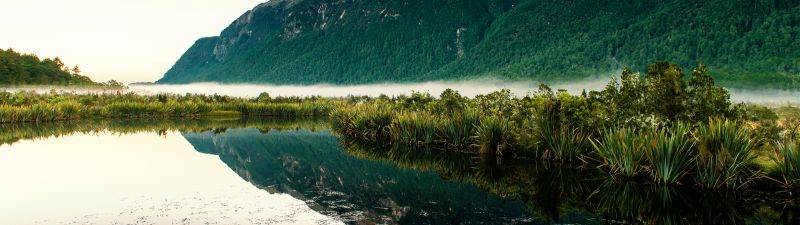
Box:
[686,64,732,122]
[72,66,81,75]
[644,61,688,122]
[437,88,467,115]
[53,57,65,70]
[602,67,647,127]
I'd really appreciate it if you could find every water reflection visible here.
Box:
[182,128,539,224]
[343,143,800,224]
[1,118,798,224]
[0,119,338,224]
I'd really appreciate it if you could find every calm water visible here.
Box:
[0,119,797,224]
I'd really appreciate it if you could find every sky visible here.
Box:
[0,0,266,83]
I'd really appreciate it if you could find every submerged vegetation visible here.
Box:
[331,61,800,190]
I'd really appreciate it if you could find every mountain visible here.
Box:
[158,0,800,89]
[181,128,554,223]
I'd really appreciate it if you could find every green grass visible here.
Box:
[592,128,647,178]
[0,91,336,123]
[772,141,800,190]
[476,116,512,157]
[646,123,696,184]
[694,118,759,189]
[389,112,437,145]
[529,112,590,162]
[440,111,479,147]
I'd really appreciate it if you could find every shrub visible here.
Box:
[772,141,800,190]
[694,118,758,189]
[592,128,646,178]
[476,116,512,157]
[646,123,696,184]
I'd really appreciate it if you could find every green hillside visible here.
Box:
[0,48,115,86]
[158,0,800,89]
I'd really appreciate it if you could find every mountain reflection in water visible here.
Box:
[1,118,798,224]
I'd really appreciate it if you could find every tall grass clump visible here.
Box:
[694,118,758,189]
[390,112,437,145]
[645,123,696,184]
[476,116,512,157]
[529,112,590,162]
[592,128,646,178]
[440,110,479,147]
[331,106,393,143]
[772,141,800,190]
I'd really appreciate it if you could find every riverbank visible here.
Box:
[0,91,338,123]
[330,64,800,192]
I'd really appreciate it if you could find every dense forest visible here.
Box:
[0,48,118,86]
[159,0,799,89]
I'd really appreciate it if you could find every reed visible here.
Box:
[592,128,646,178]
[530,113,590,162]
[390,112,437,145]
[0,92,333,123]
[440,110,479,147]
[476,116,512,157]
[772,141,800,189]
[693,118,758,189]
[645,123,696,184]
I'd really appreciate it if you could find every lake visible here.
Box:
[0,118,796,224]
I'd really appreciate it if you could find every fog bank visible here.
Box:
[130,79,609,98]
[2,79,794,105]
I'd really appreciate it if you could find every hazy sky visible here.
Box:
[0,0,266,83]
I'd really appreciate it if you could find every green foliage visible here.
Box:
[592,128,647,178]
[0,49,115,87]
[390,112,437,145]
[772,141,800,190]
[686,64,732,122]
[646,123,696,184]
[523,95,591,162]
[598,62,737,127]
[0,91,335,123]
[325,62,800,189]
[694,118,758,189]
[435,89,468,115]
[440,110,479,147]
[476,116,512,157]
[160,0,800,89]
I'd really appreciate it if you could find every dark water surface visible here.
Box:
[0,118,797,224]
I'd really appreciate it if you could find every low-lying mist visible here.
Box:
[130,78,609,98]
[2,78,795,105]
[129,79,798,105]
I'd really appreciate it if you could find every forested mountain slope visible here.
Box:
[158,0,800,89]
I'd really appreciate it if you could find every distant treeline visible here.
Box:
[0,48,122,87]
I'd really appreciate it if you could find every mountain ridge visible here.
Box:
[158,0,800,89]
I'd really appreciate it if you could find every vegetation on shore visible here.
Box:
[0,91,337,123]
[331,61,800,190]
[2,59,798,191]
